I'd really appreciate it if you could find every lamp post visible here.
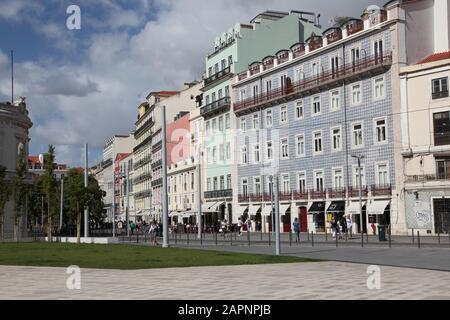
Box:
[352,154,365,248]
[59,174,64,230]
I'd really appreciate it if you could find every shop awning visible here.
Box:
[237,206,248,216]
[308,202,325,213]
[346,201,366,216]
[249,205,261,216]
[261,205,273,216]
[367,200,390,215]
[202,203,218,213]
[326,201,346,213]
[169,211,180,217]
[280,204,291,216]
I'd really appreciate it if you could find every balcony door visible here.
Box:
[351,48,360,71]
[374,39,383,64]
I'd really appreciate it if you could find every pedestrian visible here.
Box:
[247,218,252,232]
[346,215,353,238]
[292,218,300,242]
[130,221,136,235]
[237,217,243,236]
[371,222,377,235]
[118,220,123,235]
[340,216,347,237]
[149,221,159,246]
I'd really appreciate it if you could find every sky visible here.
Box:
[0,0,386,167]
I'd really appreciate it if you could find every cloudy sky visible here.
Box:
[0,0,386,167]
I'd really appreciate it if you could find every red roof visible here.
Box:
[28,156,40,164]
[115,153,131,161]
[417,51,450,64]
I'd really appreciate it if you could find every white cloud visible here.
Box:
[0,0,385,166]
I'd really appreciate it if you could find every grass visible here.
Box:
[0,242,315,270]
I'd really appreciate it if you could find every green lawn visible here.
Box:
[0,243,315,270]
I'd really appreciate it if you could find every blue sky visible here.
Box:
[0,0,385,167]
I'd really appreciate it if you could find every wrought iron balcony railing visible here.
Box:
[200,96,231,117]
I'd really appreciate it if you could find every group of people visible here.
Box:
[292,215,354,241]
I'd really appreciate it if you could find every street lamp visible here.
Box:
[351,154,365,248]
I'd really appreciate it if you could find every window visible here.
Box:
[221,59,226,70]
[211,92,216,102]
[266,141,273,161]
[252,114,259,129]
[312,96,321,115]
[351,47,360,70]
[240,118,247,132]
[225,113,230,129]
[353,166,366,187]
[280,74,288,92]
[254,177,261,195]
[351,83,362,105]
[241,146,248,164]
[314,170,324,192]
[252,85,259,98]
[267,178,274,197]
[225,85,230,97]
[206,121,211,135]
[208,67,212,77]
[280,106,288,123]
[253,144,260,163]
[313,131,323,154]
[333,168,344,189]
[227,174,232,189]
[240,89,246,101]
[295,134,305,158]
[281,174,290,193]
[436,158,450,179]
[191,172,194,190]
[330,55,339,78]
[352,123,364,148]
[242,178,248,196]
[330,90,340,111]
[218,89,223,100]
[374,118,387,144]
[212,118,217,132]
[374,38,383,64]
[214,63,219,74]
[281,138,289,159]
[374,77,385,99]
[332,127,342,151]
[266,80,272,99]
[206,148,211,164]
[212,147,217,163]
[434,111,450,146]
[228,55,233,66]
[226,142,231,160]
[265,109,273,127]
[295,100,304,119]
[432,77,449,99]
[297,172,307,193]
[213,177,218,190]
[312,62,320,77]
[376,163,389,186]
[218,116,224,131]
[220,176,225,190]
[219,144,224,161]
[207,178,211,191]
[295,68,304,82]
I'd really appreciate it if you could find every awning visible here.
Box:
[367,200,390,215]
[169,211,180,217]
[346,201,366,216]
[237,206,248,216]
[280,204,291,216]
[261,205,273,216]
[326,201,346,213]
[211,201,224,212]
[202,203,218,213]
[249,205,261,216]
[308,202,325,213]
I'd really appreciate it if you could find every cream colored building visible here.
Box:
[400,53,450,234]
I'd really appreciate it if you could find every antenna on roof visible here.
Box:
[317,14,321,27]
[10,50,14,104]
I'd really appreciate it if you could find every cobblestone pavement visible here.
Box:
[1,262,449,300]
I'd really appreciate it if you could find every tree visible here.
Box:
[13,146,27,241]
[0,166,11,241]
[42,145,57,242]
[64,168,104,243]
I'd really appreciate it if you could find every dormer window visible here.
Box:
[263,57,274,71]
[307,34,323,51]
[291,43,305,58]
[346,20,363,35]
[249,63,261,76]
[277,50,289,64]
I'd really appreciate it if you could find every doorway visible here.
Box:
[299,206,308,232]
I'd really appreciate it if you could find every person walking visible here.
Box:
[346,215,353,238]
[149,221,159,246]
[237,217,243,236]
[292,218,300,242]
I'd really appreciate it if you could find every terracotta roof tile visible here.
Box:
[417,51,450,64]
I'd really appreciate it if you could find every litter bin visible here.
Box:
[377,225,387,241]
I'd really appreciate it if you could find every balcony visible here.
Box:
[151,159,162,169]
[134,156,151,170]
[279,192,292,201]
[249,193,263,202]
[133,135,152,152]
[238,194,249,203]
[348,186,368,198]
[262,192,273,202]
[134,118,154,138]
[200,96,231,118]
[134,172,151,184]
[234,52,392,115]
[371,184,392,197]
[328,188,346,199]
[432,90,449,100]
[151,178,163,187]
[405,174,450,183]
[292,191,308,201]
[204,189,233,199]
[204,66,231,87]
[310,189,326,199]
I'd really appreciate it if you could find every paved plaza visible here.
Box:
[1,261,449,300]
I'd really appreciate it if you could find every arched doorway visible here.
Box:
[283,208,291,232]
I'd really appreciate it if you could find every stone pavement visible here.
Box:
[1,262,449,300]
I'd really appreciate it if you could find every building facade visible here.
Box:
[0,98,33,239]
[201,11,322,226]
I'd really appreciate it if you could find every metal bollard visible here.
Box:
[230,230,233,246]
[307,229,310,241]
[137,232,139,243]
[417,231,420,249]
[388,227,391,248]
[366,232,369,243]
[311,232,314,247]
[289,231,292,247]
[187,231,189,245]
[261,230,263,241]
[248,230,250,246]
[325,229,328,242]
[336,232,338,248]
[175,231,177,244]
[438,233,441,245]
[200,231,203,246]
[412,229,415,244]
[215,231,218,246]
[268,231,271,246]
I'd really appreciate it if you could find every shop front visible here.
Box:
[308,202,325,232]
